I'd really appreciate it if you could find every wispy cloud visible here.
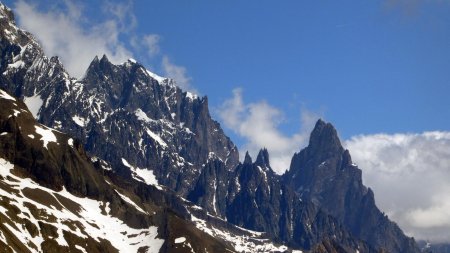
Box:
[142,34,161,57]
[162,56,196,94]
[345,132,450,243]
[217,88,320,174]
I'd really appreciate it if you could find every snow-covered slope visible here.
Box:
[0,158,163,253]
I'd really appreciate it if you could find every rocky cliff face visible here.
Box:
[284,120,420,253]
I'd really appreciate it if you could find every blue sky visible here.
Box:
[145,0,450,139]
[4,0,450,242]
[155,0,449,137]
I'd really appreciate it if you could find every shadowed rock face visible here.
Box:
[222,149,376,251]
[284,119,421,253]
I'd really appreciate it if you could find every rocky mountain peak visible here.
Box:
[309,119,343,156]
[244,151,253,164]
[0,3,26,45]
[83,54,115,80]
[255,148,270,169]
[0,3,14,23]
[284,119,420,253]
[100,53,109,63]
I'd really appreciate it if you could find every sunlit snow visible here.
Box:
[34,125,57,149]
[0,89,16,101]
[121,158,161,189]
[24,94,43,118]
[72,115,88,127]
[174,237,186,244]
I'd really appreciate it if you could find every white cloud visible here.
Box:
[162,56,196,94]
[345,132,450,243]
[217,88,320,174]
[14,0,133,78]
[142,34,160,56]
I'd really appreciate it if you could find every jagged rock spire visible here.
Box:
[244,151,252,165]
[255,148,270,168]
[308,119,343,156]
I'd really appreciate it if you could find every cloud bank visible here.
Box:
[217,88,320,174]
[345,132,450,243]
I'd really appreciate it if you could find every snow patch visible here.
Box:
[34,125,57,149]
[0,90,16,101]
[190,214,288,252]
[212,180,217,215]
[186,92,197,100]
[114,190,147,214]
[135,108,154,123]
[24,94,43,119]
[72,115,88,127]
[75,245,88,253]
[235,177,241,192]
[146,129,168,148]
[7,60,24,69]
[121,158,162,189]
[146,69,167,83]
[174,237,186,244]
[12,109,20,116]
[134,167,160,188]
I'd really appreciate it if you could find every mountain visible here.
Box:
[0,2,424,252]
[283,120,420,253]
